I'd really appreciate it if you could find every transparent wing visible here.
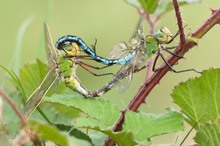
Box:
[114,45,145,92]
[114,60,134,92]
[23,67,59,119]
[108,42,130,59]
[44,23,59,68]
[23,23,58,119]
[129,16,144,45]
[108,17,145,92]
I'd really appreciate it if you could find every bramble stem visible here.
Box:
[104,2,220,146]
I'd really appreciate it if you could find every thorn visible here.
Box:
[207,7,220,25]
[208,6,216,14]
[157,80,160,84]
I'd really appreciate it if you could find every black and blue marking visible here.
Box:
[56,35,132,65]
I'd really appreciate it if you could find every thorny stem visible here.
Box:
[173,0,186,46]
[104,3,220,146]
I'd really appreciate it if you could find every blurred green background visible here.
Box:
[0,0,220,145]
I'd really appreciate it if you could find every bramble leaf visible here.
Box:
[171,68,220,126]
[123,110,184,141]
[194,122,220,146]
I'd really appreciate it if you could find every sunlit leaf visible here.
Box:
[123,110,184,141]
[171,68,220,127]
[45,96,139,145]
[20,59,48,96]
[194,122,220,146]
[29,103,74,125]
[19,60,65,99]
[45,96,121,126]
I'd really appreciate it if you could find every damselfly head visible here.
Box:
[153,27,173,44]
[63,42,81,57]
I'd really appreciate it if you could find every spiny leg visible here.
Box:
[159,53,201,73]
[78,60,114,70]
[152,54,160,72]
[74,55,94,60]
[74,55,115,69]
[78,62,115,76]
[163,48,184,58]
[165,46,177,50]
[161,45,184,63]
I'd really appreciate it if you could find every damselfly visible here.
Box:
[107,18,200,91]
[23,24,96,119]
[23,23,137,119]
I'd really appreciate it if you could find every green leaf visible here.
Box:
[75,117,137,146]
[20,59,48,96]
[125,0,158,13]
[154,0,201,16]
[139,0,158,13]
[20,59,66,98]
[0,65,27,100]
[171,68,220,127]
[47,102,82,121]
[29,120,69,146]
[45,96,121,126]
[153,0,170,16]
[194,122,220,146]
[125,0,201,16]
[45,96,138,145]
[123,110,184,141]
[29,103,74,125]
[56,125,93,145]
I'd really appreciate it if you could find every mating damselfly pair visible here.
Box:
[23,18,200,119]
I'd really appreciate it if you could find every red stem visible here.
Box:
[173,0,186,45]
[0,89,27,127]
[104,4,220,146]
